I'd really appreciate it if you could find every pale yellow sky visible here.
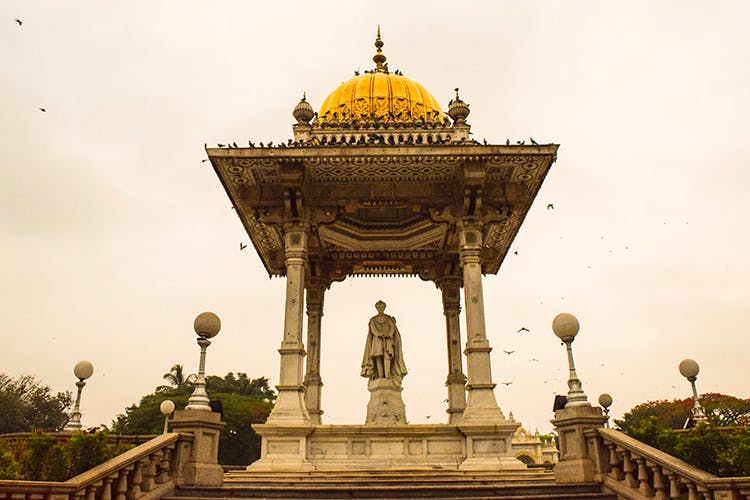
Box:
[2,1,749,434]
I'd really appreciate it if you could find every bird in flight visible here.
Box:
[513,249,519,255]
[239,242,247,250]
[529,358,539,362]
[201,159,208,163]
[14,18,22,26]
[38,107,46,112]
[425,415,431,419]
[443,399,449,403]
[547,203,554,210]
[501,381,513,386]
[503,350,515,355]
[517,327,530,333]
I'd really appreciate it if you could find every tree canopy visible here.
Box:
[616,393,750,433]
[0,374,72,433]
[112,371,274,465]
[617,393,750,477]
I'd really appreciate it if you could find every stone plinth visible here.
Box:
[551,405,608,483]
[250,423,527,471]
[366,378,407,425]
[170,409,225,487]
[246,424,315,471]
[458,422,526,470]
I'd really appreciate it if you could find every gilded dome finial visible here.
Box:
[373,25,387,72]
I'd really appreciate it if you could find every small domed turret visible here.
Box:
[448,88,470,124]
[293,93,314,125]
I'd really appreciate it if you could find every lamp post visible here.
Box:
[64,360,94,431]
[160,400,175,433]
[552,313,589,407]
[679,359,708,425]
[186,312,221,411]
[598,393,613,428]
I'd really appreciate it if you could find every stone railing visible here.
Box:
[0,432,191,500]
[0,432,157,449]
[589,427,750,500]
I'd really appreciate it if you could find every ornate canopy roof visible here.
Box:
[208,30,557,285]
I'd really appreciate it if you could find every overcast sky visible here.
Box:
[2,1,749,434]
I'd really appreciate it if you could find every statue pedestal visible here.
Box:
[366,378,407,425]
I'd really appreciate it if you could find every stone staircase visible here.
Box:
[168,468,616,499]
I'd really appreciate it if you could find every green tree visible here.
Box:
[0,374,72,433]
[20,431,69,481]
[616,393,750,433]
[0,440,19,480]
[159,364,196,390]
[205,373,275,402]
[112,370,274,465]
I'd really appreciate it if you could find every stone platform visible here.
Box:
[248,422,525,471]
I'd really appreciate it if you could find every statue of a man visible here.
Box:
[361,300,407,382]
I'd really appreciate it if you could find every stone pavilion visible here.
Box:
[206,30,558,471]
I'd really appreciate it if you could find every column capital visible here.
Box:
[435,275,463,291]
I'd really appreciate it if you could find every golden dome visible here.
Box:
[318,29,445,125]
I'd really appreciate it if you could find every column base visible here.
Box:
[458,421,523,470]
[250,423,315,472]
[266,388,311,425]
[462,387,505,423]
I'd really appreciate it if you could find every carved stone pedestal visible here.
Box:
[366,378,407,425]
[551,405,608,483]
[171,409,225,487]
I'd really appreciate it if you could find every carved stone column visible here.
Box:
[303,279,326,424]
[437,276,467,424]
[266,224,311,425]
[458,220,504,423]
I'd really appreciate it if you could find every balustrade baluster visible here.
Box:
[156,448,171,484]
[664,472,681,499]
[686,483,697,500]
[606,444,624,480]
[621,450,639,489]
[128,461,143,500]
[100,476,114,500]
[85,483,97,500]
[648,462,667,500]
[114,469,129,500]
[141,455,156,492]
[634,457,654,497]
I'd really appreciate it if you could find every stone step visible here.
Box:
[224,472,552,482]
[170,482,615,499]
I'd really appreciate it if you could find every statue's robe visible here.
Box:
[361,313,408,381]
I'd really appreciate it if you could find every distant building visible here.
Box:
[512,425,559,465]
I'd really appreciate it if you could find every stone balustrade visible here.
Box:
[0,432,191,500]
[590,427,750,500]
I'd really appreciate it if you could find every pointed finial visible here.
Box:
[373,26,387,71]
[454,88,462,102]
[302,92,307,102]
